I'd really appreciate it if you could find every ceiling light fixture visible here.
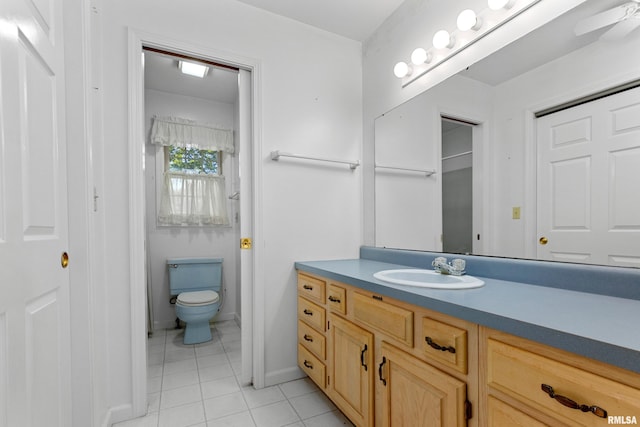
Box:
[457,9,482,31]
[178,60,209,78]
[432,30,455,49]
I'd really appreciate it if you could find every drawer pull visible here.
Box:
[303,309,313,316]
[360,344,368,371]
[378,356,387,386]
[541,384,607,418]
[372,295,383,301]
[303,334,313,342]
[425,336,456,353]
[303,284,313,290]
[328,296,341,303]
[303,360,313,369]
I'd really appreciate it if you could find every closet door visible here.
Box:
[537,86,640,266]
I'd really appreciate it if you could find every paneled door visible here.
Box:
[537,86,640,267]
[0,0,72,425]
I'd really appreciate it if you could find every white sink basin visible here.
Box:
[373,269,485,290]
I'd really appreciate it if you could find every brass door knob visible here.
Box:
[539,237,548,245]
[61,252,69,268]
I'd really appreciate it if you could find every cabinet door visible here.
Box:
[329,314,374,427]
[378,342,467,427]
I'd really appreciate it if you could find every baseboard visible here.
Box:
[264,365,306,388]
[102,403,133,427]
[152,311,237,333]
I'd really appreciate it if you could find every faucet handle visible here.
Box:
[433,256,448,266]
[452,259,466,271]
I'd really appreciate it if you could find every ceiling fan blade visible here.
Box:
[574,3,632,36]
[600,16,640,40]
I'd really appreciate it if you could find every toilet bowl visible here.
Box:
[168,258,223,345]
[175,290,220,344]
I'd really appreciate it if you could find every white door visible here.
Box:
[537,86,640,267]
[0,0,72,425]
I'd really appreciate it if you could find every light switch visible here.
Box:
[512,207,521,220]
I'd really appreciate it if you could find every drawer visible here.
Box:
[298,320,326,360]
[488,396,548,427]
[298,343,326,388]
[422,317,468,374]
[486,338,640,426]
[298,297,326,332]
[297,273,326,304]
[353,292,413,347]
[327,284,346,314]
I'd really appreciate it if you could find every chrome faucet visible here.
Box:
[431,257,466,276]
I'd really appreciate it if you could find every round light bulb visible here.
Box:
[393,61,412,78]
[432,30,454,49]
[488,0,514,10]
[457,9,481,31]
[411,48,431,65]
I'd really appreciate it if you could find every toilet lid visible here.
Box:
[177,290,219,306]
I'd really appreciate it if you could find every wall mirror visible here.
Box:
[374,0,640,268]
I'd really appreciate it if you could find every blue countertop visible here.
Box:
[295,250,640,374]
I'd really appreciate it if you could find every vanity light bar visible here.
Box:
[394,0,541,87]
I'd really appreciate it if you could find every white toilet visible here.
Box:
[168,257,223,344]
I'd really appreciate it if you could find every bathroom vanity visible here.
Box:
[295,247,640,427]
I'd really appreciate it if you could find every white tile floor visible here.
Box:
[114,320,354,427]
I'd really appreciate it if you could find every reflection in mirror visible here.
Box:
[374,0,640,267]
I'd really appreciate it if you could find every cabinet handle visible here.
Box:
[303,309,313,316]
[303,360,313,369]
[303,334,313,342]
[303,284,313,290]
[378,356,387,386]
[328,296,341,303]
[360,344,368,371]
[425,336,456,353]
[372,295,383,301]
[541,384,607,418]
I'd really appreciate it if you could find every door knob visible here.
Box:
[539,237,548,245]
[61,252,69,268]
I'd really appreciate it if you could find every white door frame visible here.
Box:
[127,29,265,417]
[437,108,489,255]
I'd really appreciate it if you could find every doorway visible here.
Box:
[142,48,241,333]
[441,117,476,254]
[128,31,262,419]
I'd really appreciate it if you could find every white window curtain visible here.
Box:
[151,116,233,226]
[158,172,229,226]
[151,116,234,153]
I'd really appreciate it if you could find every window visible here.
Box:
[166,146,220,175]
[158,146,229,226]
[150,115,234,226]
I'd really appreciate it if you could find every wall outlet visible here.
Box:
[512,207,521,220]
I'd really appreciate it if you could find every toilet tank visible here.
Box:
[167,257,223,295]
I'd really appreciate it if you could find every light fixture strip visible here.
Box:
[397,0,541,88]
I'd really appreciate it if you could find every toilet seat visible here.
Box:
[177,290,219,307]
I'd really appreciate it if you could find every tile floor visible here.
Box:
[113,320,354,427]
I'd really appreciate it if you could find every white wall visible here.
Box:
[144,89,239,330]
[95,0,362,423]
